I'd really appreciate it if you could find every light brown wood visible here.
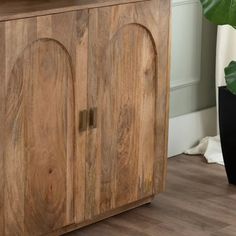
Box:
[0,23,5,236]
[48,196,154,236]
[155,0,171,193]
[74,10,89,224]
[86,0,170,220]
[0,11,88,235]
[0,0,149,22]
[0,0,171,235]
[64,155,236,236]
[5,38,74,235]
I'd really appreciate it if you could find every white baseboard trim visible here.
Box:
[168,107,217,157]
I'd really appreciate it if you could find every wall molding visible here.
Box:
[171,0,202,91]
[171,77,200,91]
[172,0,199,7]
[168,107,217,157]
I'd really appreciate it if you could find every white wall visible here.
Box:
[168,107,217,157]
[170,0,216,117]
[168,0,217,157]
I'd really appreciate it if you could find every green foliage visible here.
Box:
[199,0,236,94]
[225,61,236,95]
[200,0,236,27]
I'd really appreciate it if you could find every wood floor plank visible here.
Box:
[211,225,236,236]
[65,155,236,236]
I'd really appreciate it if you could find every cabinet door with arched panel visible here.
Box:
[86,0,170,219]
[1,10,88,236]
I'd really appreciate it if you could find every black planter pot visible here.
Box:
[219,86,236,185]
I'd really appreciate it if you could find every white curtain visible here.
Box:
[185,25,236,165]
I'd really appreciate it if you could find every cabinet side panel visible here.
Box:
[0,22,5,236]
[155,0,171,193]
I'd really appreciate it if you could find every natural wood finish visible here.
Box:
[74,10,89,224]
[0,0,171,235]
[5,38,74,235]
[88,5,156,215]
[65,155,236,236]
[0,11,88,235]
[0,0,148,22]
[0,23,5,236]
[155,0,171,193]
[86,0,170,220]
[47,196,154,236]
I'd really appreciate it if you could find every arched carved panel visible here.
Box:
[5,39,74,235]
[98,24,157,212]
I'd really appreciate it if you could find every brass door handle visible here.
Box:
[89,107,97,129]
[79,110,88,132]
[79,108,97,132]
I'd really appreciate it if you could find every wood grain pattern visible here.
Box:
[48,196,153,235]
[0,0,171,234]
[74,10,89,224]
[155,0,171,193]
[100,24,156,209]
[0,22,5,236]
[0,0,148,22]
[86,0,170,219]
[5,18,36,236]
[5,37,74,236]
[1,11,88,235]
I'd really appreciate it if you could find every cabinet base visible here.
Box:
[48,195,155,236]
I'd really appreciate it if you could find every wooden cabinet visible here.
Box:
[86,2,165,218]
[0,0,171,235]
[1,11,88,236]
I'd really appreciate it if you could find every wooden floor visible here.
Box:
[66,155,236,236]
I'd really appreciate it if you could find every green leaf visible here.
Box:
[199,0,236,27]
[225,61,236,95]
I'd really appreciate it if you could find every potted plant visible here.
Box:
[200,0,236,184]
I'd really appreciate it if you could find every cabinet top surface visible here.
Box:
[0,0,148,22]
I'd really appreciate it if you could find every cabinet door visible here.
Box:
[2,11,88,235]
[87,1,170,218]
